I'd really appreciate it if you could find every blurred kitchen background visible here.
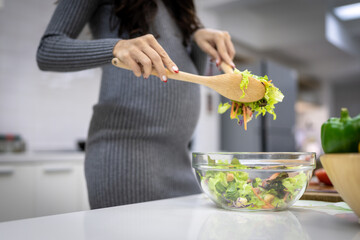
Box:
[0,0,360,222]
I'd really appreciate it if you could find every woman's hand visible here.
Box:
[112,34,179,82]
[193,28,236,68]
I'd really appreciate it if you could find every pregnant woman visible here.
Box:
[37,0,235,209]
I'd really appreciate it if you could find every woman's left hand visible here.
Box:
[193,28,236,68]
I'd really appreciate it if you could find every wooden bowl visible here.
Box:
[320,154,360,218]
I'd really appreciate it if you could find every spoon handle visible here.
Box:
[220,62,234,74]
[111,58,209,84]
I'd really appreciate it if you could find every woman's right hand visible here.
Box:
[112,34,179,82]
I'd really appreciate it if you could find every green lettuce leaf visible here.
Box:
[218,102,232,114]
[282,172,307,195]
[224,182,240,201]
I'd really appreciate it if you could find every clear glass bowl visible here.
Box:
[192,152,316,211]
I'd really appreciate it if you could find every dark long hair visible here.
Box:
[111,0,203,46]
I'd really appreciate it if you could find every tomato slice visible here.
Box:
[315,168,332,186]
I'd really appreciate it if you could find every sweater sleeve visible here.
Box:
[36,0,120,72]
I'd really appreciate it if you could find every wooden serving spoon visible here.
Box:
[111,58,265,103]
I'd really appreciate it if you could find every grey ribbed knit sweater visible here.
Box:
[37,0,207,209]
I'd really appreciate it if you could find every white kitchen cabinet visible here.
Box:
[35,162,83,217]
[0,153,89,222]
[78,165,90,210]
[0,164,36,222]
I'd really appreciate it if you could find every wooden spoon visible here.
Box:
[111,58,265,103]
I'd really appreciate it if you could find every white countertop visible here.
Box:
[0,152,84,163]
[0,194,359,240]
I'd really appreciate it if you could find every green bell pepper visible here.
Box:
[321,108,360,153]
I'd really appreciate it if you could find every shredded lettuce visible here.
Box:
[282,172,307,195]
[236,68,250,98]
[225,182,240,201]
[218,68,284,128]
[252,177,262,188]
[218,102,231,114]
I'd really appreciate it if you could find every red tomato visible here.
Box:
[315,168,332,186]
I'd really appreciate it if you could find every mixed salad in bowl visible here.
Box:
[193,153,315,211]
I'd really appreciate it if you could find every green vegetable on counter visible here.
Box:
[321,108,360,153]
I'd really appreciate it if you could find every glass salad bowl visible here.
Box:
[192,152,316,211]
